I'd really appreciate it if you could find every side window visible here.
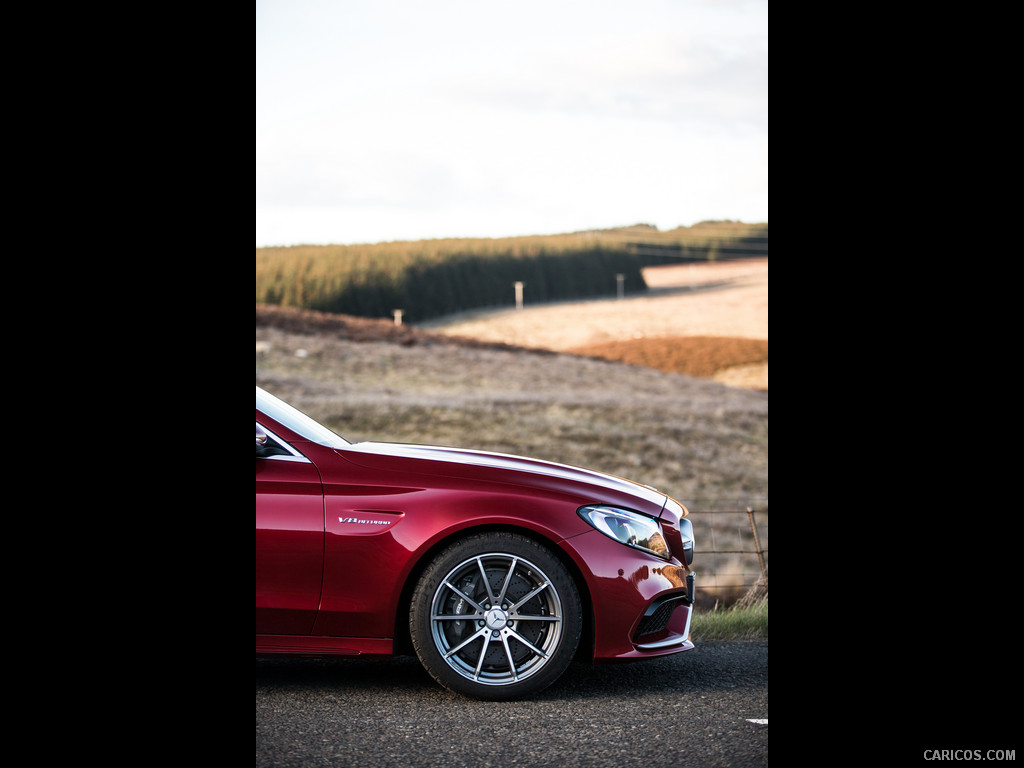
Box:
[256,423,296,459]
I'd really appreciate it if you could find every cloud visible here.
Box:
[256,0,768,245]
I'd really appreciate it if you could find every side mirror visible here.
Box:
[256,427,268,447]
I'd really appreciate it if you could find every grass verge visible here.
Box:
[691,600,768,641]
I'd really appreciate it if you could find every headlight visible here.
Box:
[577,505,670,560]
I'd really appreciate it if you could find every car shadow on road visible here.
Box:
[256,641,767,702]
[256,654,437,693]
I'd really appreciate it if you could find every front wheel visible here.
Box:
[410,532,582,700]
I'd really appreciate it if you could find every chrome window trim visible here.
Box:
[256,422,311,463]
[256,386,349,448]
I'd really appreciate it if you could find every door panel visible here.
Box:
[256,457,324,635]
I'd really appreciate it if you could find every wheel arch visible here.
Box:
[392,523,595,663]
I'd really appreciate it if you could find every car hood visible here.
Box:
[339,441,669,510]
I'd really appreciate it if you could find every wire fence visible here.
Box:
[686,501,768,608]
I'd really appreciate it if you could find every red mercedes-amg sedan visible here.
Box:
[256,385,695,700]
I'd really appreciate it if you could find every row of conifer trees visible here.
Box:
[255,225,767,323]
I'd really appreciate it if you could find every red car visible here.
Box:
[256,385,695,700]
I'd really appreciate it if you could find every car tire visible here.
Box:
[410,532,582,700]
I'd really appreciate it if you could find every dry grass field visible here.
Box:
[256,258,768,603]
[423,258,768,390]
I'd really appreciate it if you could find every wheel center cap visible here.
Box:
[485,607,509,630]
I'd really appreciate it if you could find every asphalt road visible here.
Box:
[256,641,768,768]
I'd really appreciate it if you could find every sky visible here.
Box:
[256,0,768,247]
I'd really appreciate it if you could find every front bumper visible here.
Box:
[634,571,695,647]
[560,530,696,661]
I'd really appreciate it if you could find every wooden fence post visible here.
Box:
[747,506,767,582]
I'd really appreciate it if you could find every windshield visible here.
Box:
[256,386,350,448]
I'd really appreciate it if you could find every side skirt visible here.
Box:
[256,635,393,656]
